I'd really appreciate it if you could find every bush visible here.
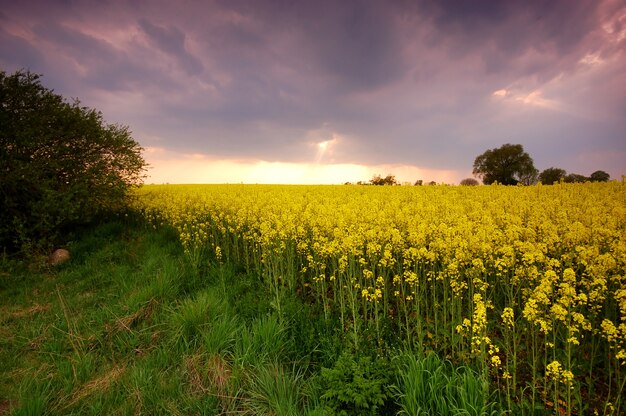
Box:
[317,351,393,416]
[460,178,479,186]
[0,70,146,251]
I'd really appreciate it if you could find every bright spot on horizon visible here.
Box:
[143,147,463,185]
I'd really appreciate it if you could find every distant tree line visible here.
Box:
[345,175,439,186]
[538,167,610,185]
[472,143,610,185]
[346,143,612,187]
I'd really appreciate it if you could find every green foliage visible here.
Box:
[280,294,343,369]
[318,351,393,416]
[539,167,567,185]
[234,315,289,367]
[562,170,610,183]
[13,379,51,416]
[472,143,537,185]
[168,290,226,348]
[0,69,146,252]
[394,352,501,416]
[369,174,398,185]
[201,313,240,354]
[564,173,588,183]
[590,170,610,182]
[245,362,307,416]
[224,264,273,321]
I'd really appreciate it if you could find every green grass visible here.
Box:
[244,362,307,416]
[0,217,501,415]
[394,352,500,416]
[0,217,309,415]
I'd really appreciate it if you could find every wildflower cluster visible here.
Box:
[546,360,575,385]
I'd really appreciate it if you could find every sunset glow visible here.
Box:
[144,147,458,185]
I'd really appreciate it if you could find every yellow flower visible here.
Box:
[567,336,580,345]
[546,360,562,379]
[561,370,575,384]
[501,307,515,328]
[550,304,568,322]
[491,355,501,368]
[134,181,626,392]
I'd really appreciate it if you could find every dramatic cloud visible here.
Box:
[1,0,624,183]
[138,18,203,75]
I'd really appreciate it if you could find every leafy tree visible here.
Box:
[472,143,538,185]
[460,178,479,186]
[539,167,567,185]
[564,173,588,183]
[589,170,610,182]
[0,70,146,251]
[370,174,397,186]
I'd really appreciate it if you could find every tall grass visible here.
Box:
[394,352,500,416]
[0,218,340,414]
[244,362,307,416]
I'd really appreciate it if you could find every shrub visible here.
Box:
[318,351,393,416]
[460,178,479,186]
[0,70,146,251]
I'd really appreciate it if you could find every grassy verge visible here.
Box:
[0,217,501,415]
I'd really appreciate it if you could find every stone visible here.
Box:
[48,248,70,266]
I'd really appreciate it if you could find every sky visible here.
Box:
[1,0,625,184]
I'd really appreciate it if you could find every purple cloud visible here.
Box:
[138,18,203,75]
[0,0,624,181]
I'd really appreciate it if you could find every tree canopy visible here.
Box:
[472,143,538,185]
[539,167,567,185]
[369,174,398,185]
[538,168,610,185]
[460,178,479,186]
[0,70,146,251]
[563,173,588,183]
[589,170,610,182]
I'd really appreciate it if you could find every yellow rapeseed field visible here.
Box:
[133,182,626,414]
